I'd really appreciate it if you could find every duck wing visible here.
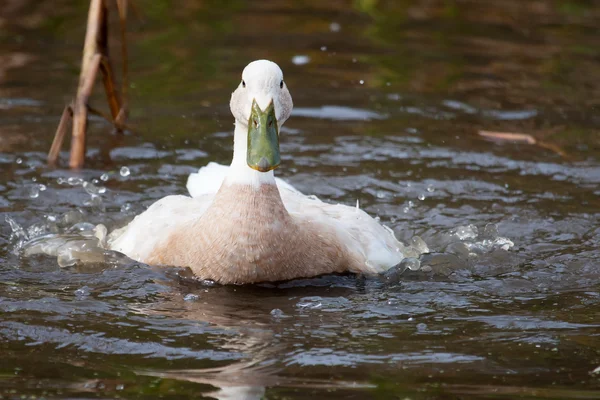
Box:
[108,194,213,261]
[280,190,405,273]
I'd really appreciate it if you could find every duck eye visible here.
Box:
[280,80,284,89]
[242,80,246,88]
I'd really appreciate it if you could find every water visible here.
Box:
[1,1,599,399]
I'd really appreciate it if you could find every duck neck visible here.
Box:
[225,120,277,188]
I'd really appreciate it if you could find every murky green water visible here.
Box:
[1,1,599,399]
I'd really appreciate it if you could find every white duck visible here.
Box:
[108,60,407,284]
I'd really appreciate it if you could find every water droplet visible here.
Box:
[29,186,39,199]
[15,158,22,164]
[183,293,199,302]
[270,308,285,318]
[329,22,341,32]
[410,236,430,254]
[427,185,434,193]
[455,225,479,241]
[75,286,90,297]
[292,55,310,65]
[320,46,327,51]
[359,80,365,85]
[120,166,130,177]
[100,173,109,182]
[83,181,100,195]
[483,223,499,239]
[418,193,425,201]
[67,176,83,186]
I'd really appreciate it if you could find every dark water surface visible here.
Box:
[1,1,599,399]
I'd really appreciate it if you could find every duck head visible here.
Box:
[230,60,293,172]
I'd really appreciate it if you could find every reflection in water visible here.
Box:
[0,0,599,399]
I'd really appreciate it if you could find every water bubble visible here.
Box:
[100,173,109,182]
[427,185,435,193]
[39,184,47,192]
[57,177,66,185]
[410,236,430,254]
[120,203,132,213]
[408,200,415,208]
[329,22,341,32]
[116,384,125,391]
[403,206,410,213]
[183,293,199,302]
[376,191,386,199]
[359,80,365,85]
[418,193,425,201]
[401,257,421,271]
[387,93,401,101]
[16,158,22,164]
[320,46,327,51]
[92,179,99,185]
[119,166,130,177]
[31,177,37,182]
[60,210,84,226]
[352,58,357,63]
[57,247,78,268]
[292,55,310,65]
[270,308,286,318]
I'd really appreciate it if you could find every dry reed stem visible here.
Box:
[478,130,567,157]
[48,0,128,169]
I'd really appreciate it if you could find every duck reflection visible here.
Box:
[131,271,361,400]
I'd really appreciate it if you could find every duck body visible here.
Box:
[108,60,406,284]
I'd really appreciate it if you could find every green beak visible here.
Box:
[247,99,280,172]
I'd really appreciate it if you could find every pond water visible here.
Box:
[1,1,599,399]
